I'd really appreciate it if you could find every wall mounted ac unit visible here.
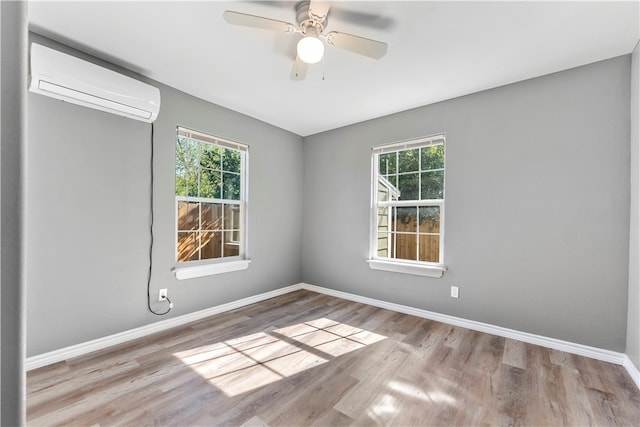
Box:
[29,43,161,123]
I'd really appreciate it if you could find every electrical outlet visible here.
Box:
[158,289,168,302]
[450,286,459,299]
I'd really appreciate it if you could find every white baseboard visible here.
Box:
[299,283,627,364]
[622,354,640,389]
[25,284,303,371]
[299,283,639,388]
[26,281,640,391]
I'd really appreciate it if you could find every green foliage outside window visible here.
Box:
[378,144,444,224]
[176,137,241,200]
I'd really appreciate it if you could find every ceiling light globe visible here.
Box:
[297,36,324,64]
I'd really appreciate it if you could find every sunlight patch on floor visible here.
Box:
[370,393,399,418]
[388,378,457,405]
[365,379,458,423]
[388,380,430,402]
[173,317,387,396]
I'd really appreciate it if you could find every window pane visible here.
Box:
[421,170,444,199]
[176,138,199,174]
[201,203,222,231]
[185,173,198,197]
[395,233,417,261]
[200,168,221,199]
[388,175,398,189]
[377,232,389,257]
[200,144,222,170]
[201,231,222,259]
[382,174,398,191]
[377,207,390,232]
[223,172,241,200]
[378,176,400,202]
[175,173,187,197]
[224,231,240,256]
[176,138,199,198]
[177,201,199,231]
[224,204,240,229]
[418,207,440,233]
[418,234,440,263]
[177,232,199,262]
[395,207,417,233]
[421,145,445,170]
[377,185,389,202]
[398,173,419,200]
[223,149,241,173]
[398,149,419,173]
[378,152,397,175]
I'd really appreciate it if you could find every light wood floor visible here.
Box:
[27,290,639,426]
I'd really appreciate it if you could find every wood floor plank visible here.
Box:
[333,339,411,419]
[263,365,358,426]
[26,289,640,426]
[311,408,353,427]
[502,338,527,369]
[27,359,141,416]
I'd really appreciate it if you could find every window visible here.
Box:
[369,135,446,277]
[173,127,249,279]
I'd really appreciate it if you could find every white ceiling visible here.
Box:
[28,1,640,137]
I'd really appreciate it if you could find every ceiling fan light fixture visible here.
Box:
[297,36,324,64]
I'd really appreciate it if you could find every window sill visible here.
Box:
[367,259,446,278]
[173,259,251,280]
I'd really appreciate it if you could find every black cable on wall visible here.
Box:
[147,122,172,315]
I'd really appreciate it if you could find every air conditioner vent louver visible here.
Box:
[29,43,160,123]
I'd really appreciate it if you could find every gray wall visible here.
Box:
[303,56,631,352]
[628,40,639,370]
[1,1,27,424]
[26,36,303,356]
[25,35,635,359]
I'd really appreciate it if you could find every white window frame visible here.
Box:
[172,126,250,280]
[368,134,447,278]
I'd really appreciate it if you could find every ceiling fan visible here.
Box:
[223,1,389,80]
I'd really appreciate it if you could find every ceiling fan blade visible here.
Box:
[326,31,388,60]
[290,55,308,81]
[309,1,331,21]
[223,11,295,33]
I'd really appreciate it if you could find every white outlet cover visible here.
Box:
[451,286,459,298]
